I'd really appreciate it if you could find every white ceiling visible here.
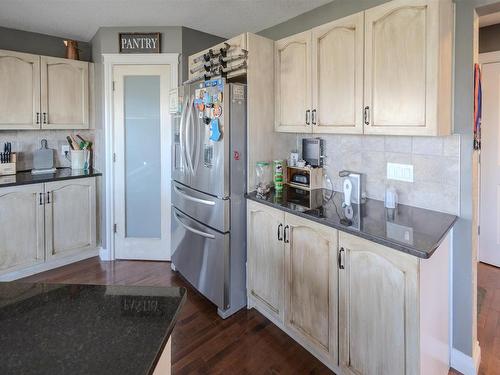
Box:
[0,0,332,41]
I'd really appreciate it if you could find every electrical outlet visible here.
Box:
[387,162,414,182]
[61,145,70,156]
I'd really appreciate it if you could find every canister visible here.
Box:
[273,160,285,191]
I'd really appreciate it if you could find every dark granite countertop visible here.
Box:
[0,282,186,375]
[0,168,101,188]
[246,187,458,259]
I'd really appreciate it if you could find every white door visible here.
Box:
[113,65,171,260]
[480,61,500,267]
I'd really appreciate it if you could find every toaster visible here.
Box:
[291,173,309,185]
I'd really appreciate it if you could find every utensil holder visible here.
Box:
[68,150,90,170]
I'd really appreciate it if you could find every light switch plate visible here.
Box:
[387,162,414,182]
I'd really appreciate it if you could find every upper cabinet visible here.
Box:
[275,31,312,133]
[41,56,89,129]
[364,0,452,136]
[311,13,364,134]
[0,50,41,130]
[0,50,91,130]
[274,0,453,136]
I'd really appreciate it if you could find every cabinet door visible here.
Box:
[45,178,96,259]
[311,12,364,134]
[338,232,419,375]
[364,0,448,136]
[247,201,285,322]
[41,56,89,129]
[0,184,44,274]
[275,31,312,133]
[284,214,338,365]
[0,50,40,130]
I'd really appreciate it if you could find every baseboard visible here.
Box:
[99,247,112,261]
[0,248,100,281]
[451,341,481,375]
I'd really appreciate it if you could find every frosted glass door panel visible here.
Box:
[124,75,161,238]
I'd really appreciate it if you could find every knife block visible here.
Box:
[0,153,17,176]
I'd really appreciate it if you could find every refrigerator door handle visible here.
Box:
[191,98,201,175]
[174,185,216,206]
[185,95,195,175]
[179,95,189,172]
[174,212,216,239]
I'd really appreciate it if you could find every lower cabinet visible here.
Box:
[0,184,45,273]
[247,201,338,367]
[45,179,96,259]
[338,232,418,375]
[247,201,285,322]
[247,201,450,375]
[0,177,97,276]
[284,213,338,365]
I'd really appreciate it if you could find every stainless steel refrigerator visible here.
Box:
[171,78,247,318]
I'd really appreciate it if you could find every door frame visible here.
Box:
[102,53,179,261]
[478,50,500,267]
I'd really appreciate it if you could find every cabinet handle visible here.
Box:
[39,192,43,206]
[36,112,40,125]
[338,247,345,270]
[284,225,290,244]
[277,223,283,241]
[47,191,50,204]
[305,110,311,125]
[312,109,317,125]
[364,106,370,126]
[42,112,47,124]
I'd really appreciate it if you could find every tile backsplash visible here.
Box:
[0,129,102,172]
[305,134,460,215]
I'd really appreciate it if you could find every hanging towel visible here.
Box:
[474,63,482,150]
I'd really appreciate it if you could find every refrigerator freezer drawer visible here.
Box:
[171,208,229,309]
[172,181,230,233]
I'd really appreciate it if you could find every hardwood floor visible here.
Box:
[22,258,500,375]
[22,257,332,374]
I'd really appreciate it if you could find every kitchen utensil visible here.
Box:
[291,173,309,185]
[33,139,54,171]
[385,186,398,209]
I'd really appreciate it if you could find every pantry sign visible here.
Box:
[119,33,161,53]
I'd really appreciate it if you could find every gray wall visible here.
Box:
[258,0,491,358]
[0,26,91,61]
[181,27,225,82]
[479,23,500,53]
[90,26,223,249]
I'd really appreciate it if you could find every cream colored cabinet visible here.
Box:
[0,184,45,273]
[45,178,96,260]
[338,232,419,375]
[363,0,452,136]
[41,56,89,129]
[284,213,338,366]
[274,12,364,134]
[311,12,364,134]
[247,200,285,322]
[0,50,41,130]
[274,30,312,133]
[274,0,453,136]
[247,201,339,367]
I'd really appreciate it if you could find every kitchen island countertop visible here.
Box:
[246,187,458,259]
[0,168,102,188]
[0,282,186,375]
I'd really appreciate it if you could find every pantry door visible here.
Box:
[113,65,171,260]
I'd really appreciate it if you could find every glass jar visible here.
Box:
[255,161,272,196]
